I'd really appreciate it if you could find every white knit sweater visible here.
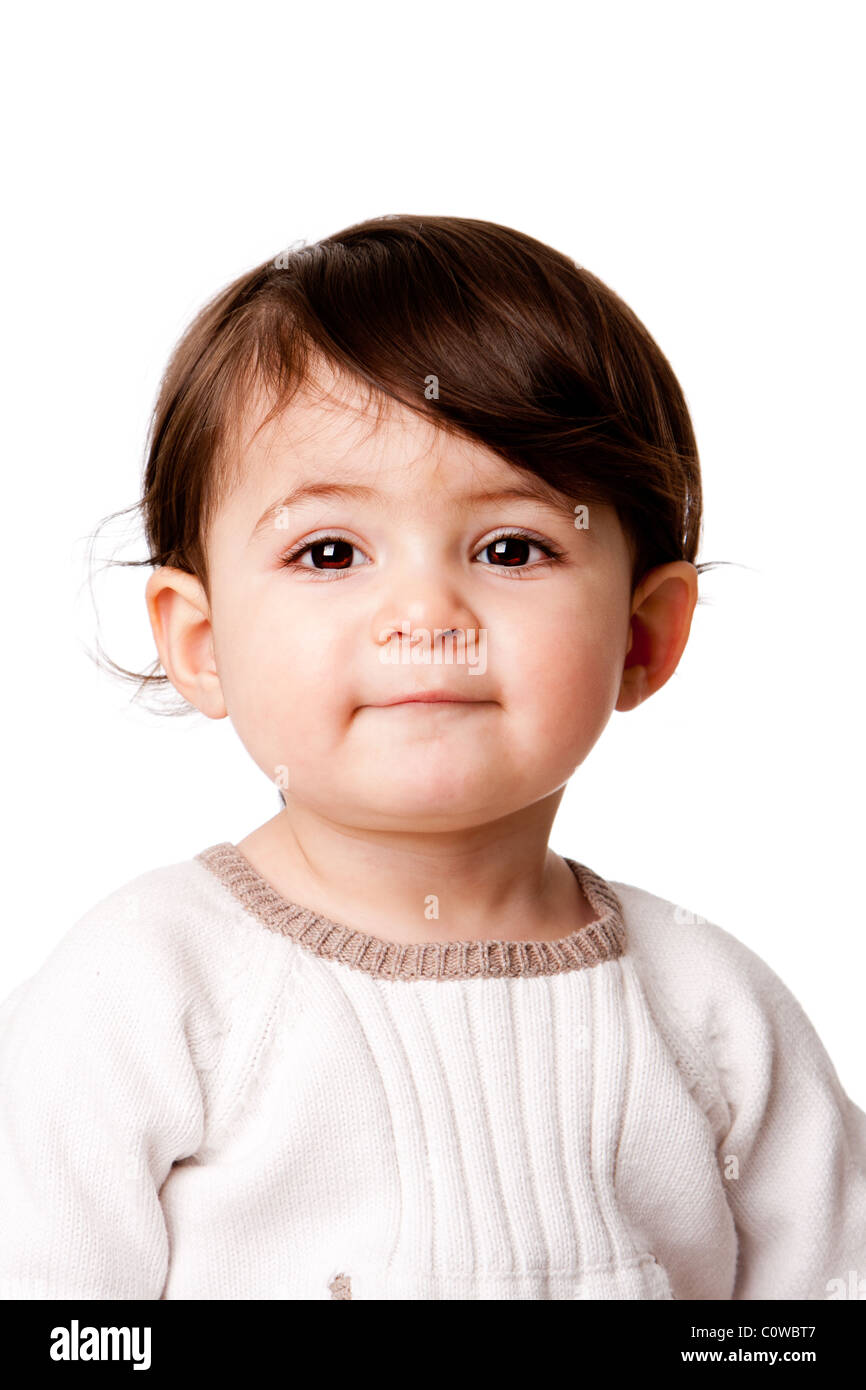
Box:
[1,841,865,1301]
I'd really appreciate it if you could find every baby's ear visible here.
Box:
[615,562,698,712]
[144,567,228,720]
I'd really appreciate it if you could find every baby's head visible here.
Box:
[106,215,712,833]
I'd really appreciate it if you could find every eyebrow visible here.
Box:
[249,478,573,542]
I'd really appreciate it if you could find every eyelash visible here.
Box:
[277,529,568,580]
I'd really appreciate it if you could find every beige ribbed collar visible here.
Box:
[194,841,627,983]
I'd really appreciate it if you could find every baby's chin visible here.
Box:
[316,803,523,835]
[300,767,534,834]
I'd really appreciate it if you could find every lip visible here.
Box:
[368,693,488,707]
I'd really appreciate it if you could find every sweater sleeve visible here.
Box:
[711,941,866,1300]
[0,899,206,1300]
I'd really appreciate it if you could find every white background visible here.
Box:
[2,2,863,1099]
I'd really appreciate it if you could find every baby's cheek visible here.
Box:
[529,639,621,762]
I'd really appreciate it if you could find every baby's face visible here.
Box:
[203,366,635,832]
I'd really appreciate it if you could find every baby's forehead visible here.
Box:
[226,375,568,516]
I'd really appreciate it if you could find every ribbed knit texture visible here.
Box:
[1,844,865,1301]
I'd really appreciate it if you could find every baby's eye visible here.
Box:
[474,533,559,568]
[281,537,369,571]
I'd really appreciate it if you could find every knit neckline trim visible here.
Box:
[194,841,627,982]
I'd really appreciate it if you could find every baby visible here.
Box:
[2,215,864,1301]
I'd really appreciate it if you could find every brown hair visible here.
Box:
[89,213,725,713]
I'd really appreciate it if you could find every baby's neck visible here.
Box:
[234,810,598,947]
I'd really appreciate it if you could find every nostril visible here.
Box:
[328,1271,352,1299]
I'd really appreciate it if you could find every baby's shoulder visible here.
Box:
[1,851,265,1028]
[607,875,805,1052]
[56,853,236,970]
[610,876,773,981]
[0,852,285,1134]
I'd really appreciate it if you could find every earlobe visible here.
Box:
[144,567,228,719]
[615,662,649,712]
